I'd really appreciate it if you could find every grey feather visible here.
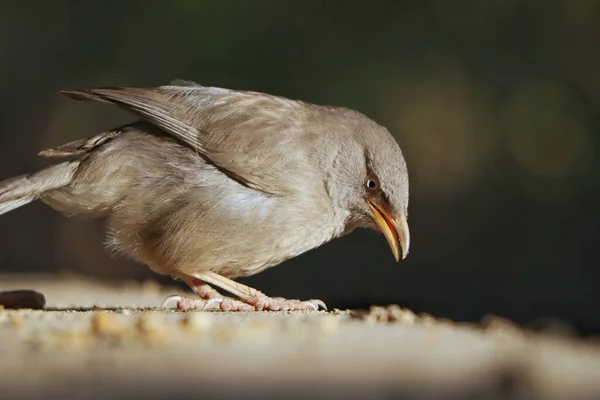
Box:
[0,162,79,203]
[0,161,80,216]
[0,197,34,215]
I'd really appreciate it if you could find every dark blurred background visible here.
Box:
[0,0,598,334]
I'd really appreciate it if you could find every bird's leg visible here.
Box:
[162,277,254,311]
[194,271,327,311]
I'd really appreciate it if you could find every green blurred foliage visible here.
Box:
[0,0,599,333]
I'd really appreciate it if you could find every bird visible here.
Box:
[0,80,410,311]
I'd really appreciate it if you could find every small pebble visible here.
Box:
[419,313,437,326]
[0,290,46,310]
[387,304,417,324]
[482,315,521,333]
[351,304,429,325]
[332,308,350,315]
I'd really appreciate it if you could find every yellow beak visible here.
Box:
[366,198,410,261]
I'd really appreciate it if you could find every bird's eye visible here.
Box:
[366,178,379,191]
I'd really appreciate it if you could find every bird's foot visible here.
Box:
[162,273,326,312]
[161,294,327,312]
[241,295,327,312]
[161,278,255,311]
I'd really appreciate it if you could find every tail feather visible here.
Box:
[0,161,79,216]
[0,197,35,214]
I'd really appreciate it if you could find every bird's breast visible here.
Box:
[212,189,342,278]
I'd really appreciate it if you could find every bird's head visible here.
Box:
[324,110,410,261]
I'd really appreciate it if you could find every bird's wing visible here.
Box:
[61,81,318,196]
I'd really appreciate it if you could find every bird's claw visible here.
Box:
[161,295,184,309]
[305,299,328,311]
[162,295,210,310]
[202,297,224,310]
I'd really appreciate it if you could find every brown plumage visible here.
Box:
[0,80,410,311]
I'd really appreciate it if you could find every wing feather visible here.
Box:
[61,82,319,196]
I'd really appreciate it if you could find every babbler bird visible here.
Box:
[0,80,410,311]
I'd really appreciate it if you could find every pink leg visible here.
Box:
[162,277,255,311]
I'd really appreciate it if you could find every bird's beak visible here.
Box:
[366,198,410,261]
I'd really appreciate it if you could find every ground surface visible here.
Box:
[1,274,599,400]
